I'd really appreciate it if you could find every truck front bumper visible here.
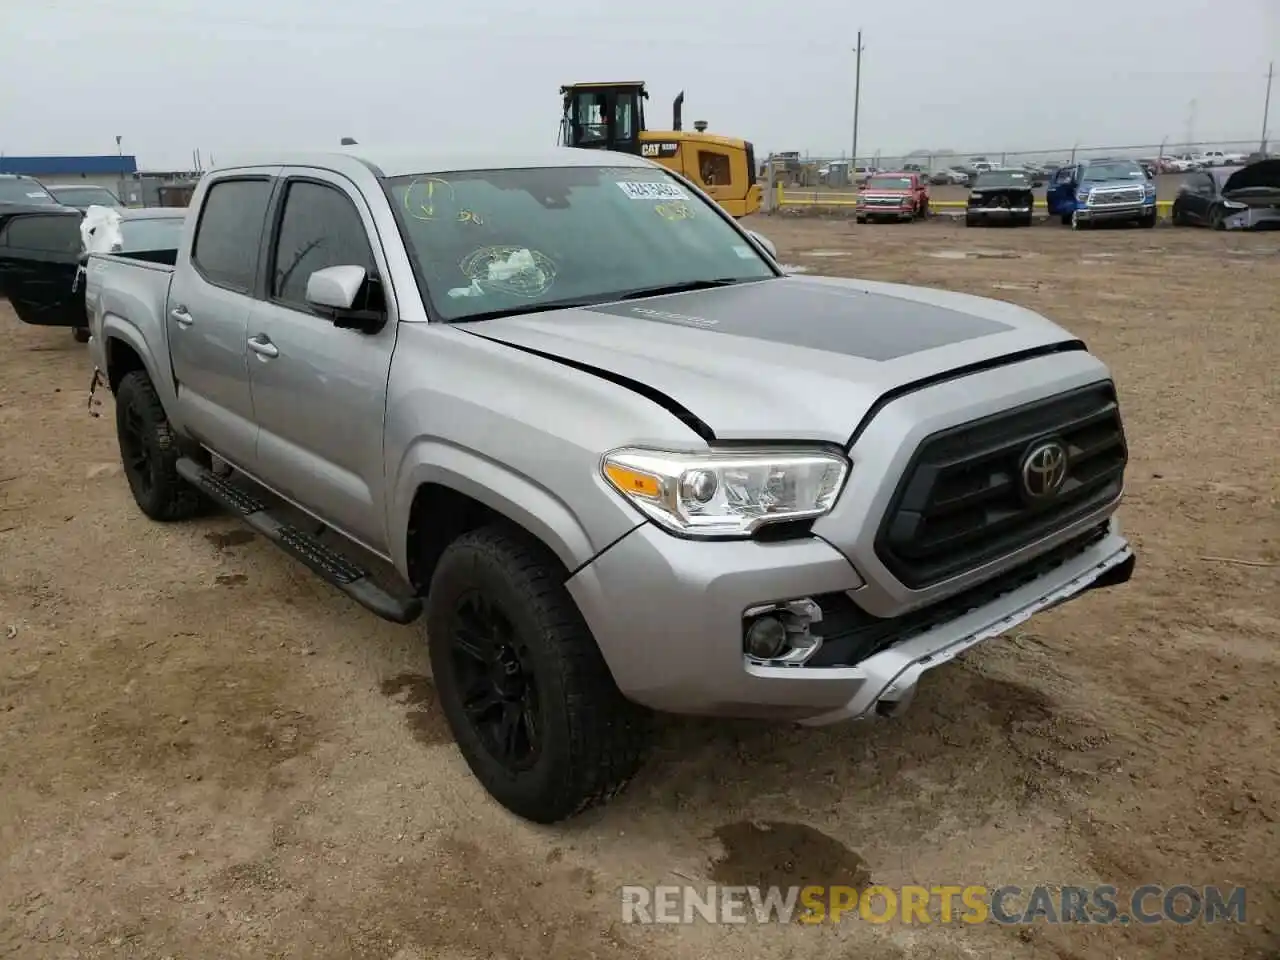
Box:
[858,205,915,221]
[567,517,1134,724]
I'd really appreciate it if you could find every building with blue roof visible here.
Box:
[0,155,138,177]
[0,155,143,205]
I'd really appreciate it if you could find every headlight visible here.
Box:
[1076,189,1091,202]
[1144,183,1156,196]
[601,447,849,538]
[1222,199,1247,209]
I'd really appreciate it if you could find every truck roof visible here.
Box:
[211,148,655,179]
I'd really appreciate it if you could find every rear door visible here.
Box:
[167,173,277,471]
[0,210,87,326]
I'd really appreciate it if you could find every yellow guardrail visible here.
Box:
[774,186,1174,212]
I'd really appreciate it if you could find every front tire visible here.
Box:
[426,525,650,823]
[114,370,206,522]
[1210,205,1226,231]
[72,327,90,344]
[1139,211,1157,228]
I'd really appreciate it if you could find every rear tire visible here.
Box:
[114,370,207,522]
[426,525,650,823]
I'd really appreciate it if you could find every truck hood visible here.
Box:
[464,275,1083,445]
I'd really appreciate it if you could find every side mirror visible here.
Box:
[305,264,385,332]
[306,264,365,310]
[746,230,777,260]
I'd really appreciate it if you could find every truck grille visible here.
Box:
[863,195,903,206]
[1090,187,1144,205]
[874,382,1127,590]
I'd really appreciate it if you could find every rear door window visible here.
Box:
[191,178,272,292]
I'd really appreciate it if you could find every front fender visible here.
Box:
[389,437,642,581]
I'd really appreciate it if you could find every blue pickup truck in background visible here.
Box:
[1046,158,1158,229]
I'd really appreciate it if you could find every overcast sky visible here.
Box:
[4,0,1277,169]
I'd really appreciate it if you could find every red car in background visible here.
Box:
[855,171,930,223]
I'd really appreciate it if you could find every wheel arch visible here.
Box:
[392,441,634,594]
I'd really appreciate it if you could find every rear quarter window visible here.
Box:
[191,178,273,291]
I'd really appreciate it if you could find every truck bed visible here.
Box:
[85,252,176,373]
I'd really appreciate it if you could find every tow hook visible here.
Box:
[87,368,103,418]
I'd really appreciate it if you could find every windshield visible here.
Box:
[0,179,56,204]
[1082,160,1146,181]
[50,186,120,207]
[118,217,184,251]
[865,176,913,190]
[385,166,775,322]
[974,170,1032,188]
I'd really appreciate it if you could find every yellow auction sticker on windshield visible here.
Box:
[616,181,688,201]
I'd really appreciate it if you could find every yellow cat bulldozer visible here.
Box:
[558,82,762,217]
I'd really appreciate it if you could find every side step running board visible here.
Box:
[176,458,422,625]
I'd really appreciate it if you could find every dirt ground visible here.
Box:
[1,219,1277,960]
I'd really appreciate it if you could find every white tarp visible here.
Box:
[80,205,123,255]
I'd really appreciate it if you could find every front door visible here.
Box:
[0,211,87,326]
[1180,172,1215,223]
[1045,167,1077,216]
[247,171,398,555]
[167,173,276,472]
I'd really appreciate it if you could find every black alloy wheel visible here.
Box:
[447,589,541,770]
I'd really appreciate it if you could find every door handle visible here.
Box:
[247,335,279,359]
[170,306,193,326]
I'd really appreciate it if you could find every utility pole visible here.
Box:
[852,31,864,169]
[1262,61,1274,156]
[1184,99,1197,152]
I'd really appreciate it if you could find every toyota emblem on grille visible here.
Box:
[1020,440,1069,500]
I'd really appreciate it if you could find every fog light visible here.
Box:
[745,615,788,660]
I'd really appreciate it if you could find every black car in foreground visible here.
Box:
[966,169,1035,227]
[0,204,187,340]
[1171,160,1280,230]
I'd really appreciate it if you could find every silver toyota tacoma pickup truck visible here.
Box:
[80,148,1135,822]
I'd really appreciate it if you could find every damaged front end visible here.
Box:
[1220,159,1280,230]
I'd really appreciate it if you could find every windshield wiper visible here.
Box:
[451,278,766,324]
